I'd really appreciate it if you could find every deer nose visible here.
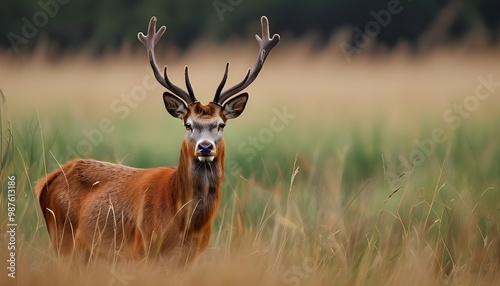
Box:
[198,141,214,155]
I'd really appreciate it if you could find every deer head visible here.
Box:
[138,16,280,163]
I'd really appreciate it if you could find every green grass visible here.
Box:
[1,95,499,285]
[1,47,500,285]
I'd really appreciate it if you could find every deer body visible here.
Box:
[35,16,279,264]
[37,147,222,263]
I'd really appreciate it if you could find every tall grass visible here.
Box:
[1,45,499,285]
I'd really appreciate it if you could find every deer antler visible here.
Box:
[213,16,280,105]
[138,16,197,104]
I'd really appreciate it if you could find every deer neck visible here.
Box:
[173,140,224,230]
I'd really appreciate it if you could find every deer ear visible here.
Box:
[163,92,188,119]
[222,93,248,119]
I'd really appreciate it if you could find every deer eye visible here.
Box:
[218,123,226,131]
[184,123,192,131]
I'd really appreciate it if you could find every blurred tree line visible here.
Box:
[1,0,499,54]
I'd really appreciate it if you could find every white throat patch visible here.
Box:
[198,156,215,162]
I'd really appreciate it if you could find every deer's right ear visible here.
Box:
[163,92,188,119]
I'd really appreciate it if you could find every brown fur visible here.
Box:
[35,103,225,265]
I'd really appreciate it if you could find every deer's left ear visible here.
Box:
[222,93,248,119]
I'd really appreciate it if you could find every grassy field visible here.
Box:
[1,43,500,285]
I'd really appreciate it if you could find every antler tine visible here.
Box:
[138,16,196,104]
[213,16,280,105]
[213,63,229,102]
[184,66,197,103]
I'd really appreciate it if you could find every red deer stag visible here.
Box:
[35,16,279,265]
